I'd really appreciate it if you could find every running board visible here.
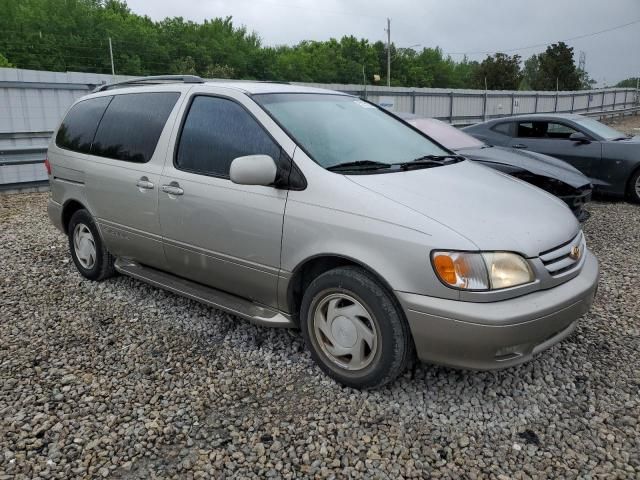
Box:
[114,258,294,328]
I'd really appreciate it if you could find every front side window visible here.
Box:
[176,96,281,177]
[254,94,450,169]
[517,121,578,139]
[55,96,113,154]
[91,92,180,163]
[546,122,578,139]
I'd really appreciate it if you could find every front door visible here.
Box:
[510,120,601,177]
[158,92,289,308]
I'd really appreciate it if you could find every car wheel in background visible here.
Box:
[628,169,640,203]
[68,209,116,281]
[300,266,414,389]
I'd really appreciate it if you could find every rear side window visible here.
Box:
[91,92,180,163]
[176,96,280,177]
[491,122,512,136]
[55,96,112,153]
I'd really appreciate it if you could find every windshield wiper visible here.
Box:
[396,154,465,170]
[413,154,465,162]
[612,136,631,141]
[327,160,392,172]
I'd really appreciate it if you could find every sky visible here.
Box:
[124,0,640,86]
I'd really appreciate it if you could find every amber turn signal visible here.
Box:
[433,254,456,285]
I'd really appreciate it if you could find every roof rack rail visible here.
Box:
[94,75,205,92]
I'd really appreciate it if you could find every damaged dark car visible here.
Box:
[399,114,593,221]
[462,114,640,203]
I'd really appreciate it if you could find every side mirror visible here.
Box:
[230,155,277,186]
[569,132,590,144]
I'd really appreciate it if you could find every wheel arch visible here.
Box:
[625,163,640,200]
[61,199,88,234]
[285,253,398,324]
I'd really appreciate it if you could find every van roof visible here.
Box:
[204,81,348,95]
[94,75,349,96]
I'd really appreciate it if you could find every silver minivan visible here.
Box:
[47,76,599,389]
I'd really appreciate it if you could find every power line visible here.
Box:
[445,18,640,56]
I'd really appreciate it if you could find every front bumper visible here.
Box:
[397,250,599,370]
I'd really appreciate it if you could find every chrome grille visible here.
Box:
[539,231,586,276]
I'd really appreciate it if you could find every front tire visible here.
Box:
[68,209,116,281]
[628,169,640,203]
[300,266,413,389]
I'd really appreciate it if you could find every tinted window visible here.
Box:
[91,92,180,163]
[176,96,281,177]
[546,122,578,138]
[517,121,577,139]
[56,96,112,153]
[491,122,512,136]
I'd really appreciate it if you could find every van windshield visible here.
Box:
[254,93,451,169]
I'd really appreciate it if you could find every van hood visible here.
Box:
[346,160,579,258]
[458,146,590,188]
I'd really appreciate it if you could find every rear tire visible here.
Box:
[628,169,640,203]
[300,266,413,389]
[68,209,116,281]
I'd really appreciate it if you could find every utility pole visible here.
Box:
[385,18,391,87]
[108,37,115,76]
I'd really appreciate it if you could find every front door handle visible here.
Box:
[512,143,528,149]
[162,182,184,196]
[136,177,155,190]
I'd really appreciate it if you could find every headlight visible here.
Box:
[432,251,534,290]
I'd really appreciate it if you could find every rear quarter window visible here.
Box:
[55,96,113,153]
[91,92,180,163]
[490,122,513,136]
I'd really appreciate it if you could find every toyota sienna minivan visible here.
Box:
[47,76,599,389]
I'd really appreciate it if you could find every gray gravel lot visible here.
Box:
[1,192,639,479]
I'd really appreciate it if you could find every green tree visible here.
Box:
[472,53,522,90]
[204,64,236,79]
[578,68,596,89]
[449,56,479,89]
[520,55,540,90]
[170,56,198,75]
[529,42,581,91]
[0,53,13,67]
[615,77,639,88]
[0,0,596,90]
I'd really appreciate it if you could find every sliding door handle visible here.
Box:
[161,182,184,196]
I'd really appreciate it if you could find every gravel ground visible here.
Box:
[1,193,639,479]
[604,113,640,137]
